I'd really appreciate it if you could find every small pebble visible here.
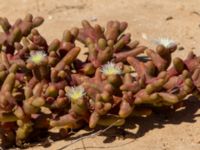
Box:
[48,15,53,20]
[178,46,184,50]
[142,33,148,40]
[189,36,194,39]
[166,16,173,21]
[90,16,97,22]
[191,11,200,16]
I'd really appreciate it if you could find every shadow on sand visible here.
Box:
[16,96,200,150]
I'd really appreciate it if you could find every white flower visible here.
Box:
[28,51,47,64]
[154,38,176,48]
[101,62,122,75]
[141,33,176,48]
[66,86,86,100]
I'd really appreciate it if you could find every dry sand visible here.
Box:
[1,0,200,150]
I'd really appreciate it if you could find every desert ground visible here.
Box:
[1,0,200,150]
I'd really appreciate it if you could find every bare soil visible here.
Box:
[1,0,200,150]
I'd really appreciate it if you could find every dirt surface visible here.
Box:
[1,0,200,150]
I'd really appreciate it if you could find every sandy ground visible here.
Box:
[1,0,200,150]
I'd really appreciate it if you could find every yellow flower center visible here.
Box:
[66,86,85,100]
[101,62,122,75]
[29,51,46,64]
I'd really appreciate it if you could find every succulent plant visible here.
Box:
[0,14,200,148]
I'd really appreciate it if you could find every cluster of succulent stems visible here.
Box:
[0,14,200,148]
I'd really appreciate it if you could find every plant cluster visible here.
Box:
[0,14,199,148]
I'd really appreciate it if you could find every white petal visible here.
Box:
[101,62,122,75]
